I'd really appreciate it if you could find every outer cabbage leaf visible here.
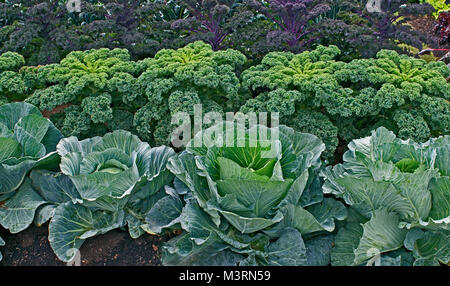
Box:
[323,127,450,266]
[0,102,62,195]
[48,202,125,262]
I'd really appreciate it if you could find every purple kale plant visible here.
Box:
[245,0,331,52]
[318,0,437,60]
[170,0,255,50]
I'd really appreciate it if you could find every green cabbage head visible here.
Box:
[49,130,176,262]
[0,102,62,233]
[321,127,449,266]
[159,123,347,266]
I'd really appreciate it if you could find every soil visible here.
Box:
[0,224,170,266]
[333,138,348,165]
[41,103,73,118]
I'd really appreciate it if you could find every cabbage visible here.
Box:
[321,127,449,266]
[0,102,62,233]
[156,123,347,266]
[46,130,176,262]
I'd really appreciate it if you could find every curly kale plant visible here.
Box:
[245,0,331,53]
[241,45,344,159]
[0,0,187,65]
[169,0,256,51]
[334,49,450,142]
[0,1,86,65]
[321,127,449,266]
[44,130,176,262]
[0,51,44,105]
[150,123,346,266]
[135,41,247,145]
[241,45,450,160]
[0,102,62,234]
[25,48,141,138]
[80,0,187,59]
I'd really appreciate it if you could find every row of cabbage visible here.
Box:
[1,42,449,161]
[0,102,448,266]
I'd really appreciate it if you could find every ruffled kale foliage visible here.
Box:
[318,0,436,60]
[135,41,247,145]
[0,102,62,234]
[153,123,347,266]
[80,0,187,59]
[0,52,44,105]
[334,49,450,142]
[0,1,88,65]
[321,127,449,266]
[44,130,176,262]
[0,1,24,29]
[0,1,442,63]
[241,45,450,159]
[25,48,142,138]
[241,45,345,159]
[244,0,331,54]
[0,0,187,65]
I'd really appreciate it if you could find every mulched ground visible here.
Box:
[0,224,170,266]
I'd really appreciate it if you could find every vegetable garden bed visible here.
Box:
[0,0,449,268]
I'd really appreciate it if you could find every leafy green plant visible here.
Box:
[153,123,347,266]
[334,49,450,142]
[25,48,142,138]
[242,45,450,160]
[319,0,436,60]
[241,45,346,159]
[421,0,450,17]
[46,130,176,262]
[135,41,247,145]
[321,127,449,266]
[0,102,62,234]
[0,52,44,105]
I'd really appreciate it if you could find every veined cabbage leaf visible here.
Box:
[321,127,449,266]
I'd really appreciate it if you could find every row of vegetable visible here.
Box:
[1,42,449,162]
[0,101,448,266]
[0,0,448,266]
[0,0,448,66]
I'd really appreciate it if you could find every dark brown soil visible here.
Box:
[41,103,73,118]
[0,224,170,266]
[333,138,348,165]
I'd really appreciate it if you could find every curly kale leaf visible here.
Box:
[135,41,247,142]
[26,48,141,137]
[335,49,450,140]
